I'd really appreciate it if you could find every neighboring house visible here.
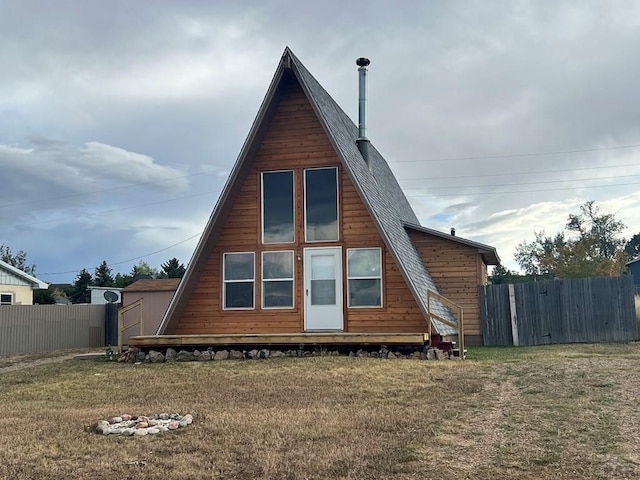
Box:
[121,279,179,343]
[628,258,640,286]
[0,259,48,305]
[143,48,498,348]
[88,286,122,305]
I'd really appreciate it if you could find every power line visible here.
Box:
[38,232,203,277]
[406,181,640,198]
[403,173,640,191]
[390,143,640,164]
[396,162,640,182]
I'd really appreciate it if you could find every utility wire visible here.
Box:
[390,143,640,163]
[38,232,203,277]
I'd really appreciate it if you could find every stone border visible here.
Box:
[96,413,193,436]
[118,346,457,363]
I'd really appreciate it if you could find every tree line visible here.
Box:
[0,246,185,304]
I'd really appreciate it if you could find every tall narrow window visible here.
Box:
[0,293,13,305]
[347,248,382,307]
[304,167,338,242]
[223,252,255,309]
[262,171,294,244]
[262,251,294,308]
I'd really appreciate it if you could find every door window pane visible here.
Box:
[347,248,382,307]
[311,279,336,305]
[305,168,338,241]
[262,251,294,308]
[262,171,294,243]
[223,252,254,309]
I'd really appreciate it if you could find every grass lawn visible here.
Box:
[2,343,640,479]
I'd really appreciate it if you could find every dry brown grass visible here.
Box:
[1,344,640,479]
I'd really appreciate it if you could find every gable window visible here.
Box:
[0,293,13,305]
[262,171,294,244]
[262,251,294,308]
[304,167,338,242]
[347,248,382,307]
[223,252,255,309]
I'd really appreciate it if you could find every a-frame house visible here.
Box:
[135,48,498,351]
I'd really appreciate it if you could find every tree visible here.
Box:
[130,261,158,281]
[625,233,640,259]
[489,264,532,284]
[159,257,186,278]
[114,272,134,289]
[0,245,36,275]
[94,260,115,287]
[69,269,93,304]
[34,286,56,304]
[515,201,628,278]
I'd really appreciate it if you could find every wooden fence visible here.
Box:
[0,305,106,356]
[480,276,638,346]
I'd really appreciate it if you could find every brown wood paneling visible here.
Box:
[408,230,487,336]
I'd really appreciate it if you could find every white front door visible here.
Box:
[304,247,343,330]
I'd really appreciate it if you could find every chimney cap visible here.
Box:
[356,57,370,67]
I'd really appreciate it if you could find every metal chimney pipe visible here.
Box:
[356,57,371,167]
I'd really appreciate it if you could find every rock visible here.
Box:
[258,349,269,359]
[249,349,259,359]
[387,352,397,359]
[159,413,169,420]
[121,414,132,422]
[270,350,284,358]
[176,350,194,362]
[426,349,437,360]
[109,428,124,435]
[136,422,149,429]
[229,349,243,359]
[157,425,168,432]
[165,348,177,361]
[135,351,146,362]
[148,420,159,427]
[167,421,179,430]
[214,350,229,361]
[148,350,165,363]
[96,420,110,435]
[122,428,135,436]
[133,428,148,436]
[193,350,202,358]
[147,427,160,435]
[179,420,188,428]
[198,351,212,361]
[435,349,446,361]
[183,414,193,425]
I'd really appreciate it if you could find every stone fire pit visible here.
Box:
[96,413,193,436]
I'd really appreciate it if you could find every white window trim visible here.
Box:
[261,250,295,309]
[303,166,340,243]
[0,292,14,305]
[261,170,295,245]
[222,252,255,310]
[346,247,383,308]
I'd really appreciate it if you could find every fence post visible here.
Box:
[508,284,519,346]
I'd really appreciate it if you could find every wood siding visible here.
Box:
[408,231,487,338]
[175,77,427,335]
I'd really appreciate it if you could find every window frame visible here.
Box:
[222,252,255,310]
[0,292,13,305]
[303,166,340,243]
[261,250,295,309]
[346,247,383,308]
[261,170,295,245]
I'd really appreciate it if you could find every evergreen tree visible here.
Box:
[114,272,134,289]
[69,269,93,303]
[130,260,158,280]
[625,233,640,259]
[159,257,186,278]
[94,260,115,287]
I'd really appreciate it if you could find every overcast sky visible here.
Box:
[2,0,639,283]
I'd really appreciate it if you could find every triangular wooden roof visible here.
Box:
[0,259,48,289]
[158,48,455,335]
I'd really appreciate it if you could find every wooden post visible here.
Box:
[508,284,519,346]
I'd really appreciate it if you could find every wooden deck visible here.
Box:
[128,332,429,349]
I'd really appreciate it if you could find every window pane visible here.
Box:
[305,168,338,241]
[311,279,336,305]
[225,282,254,308]
[224,253,254,280]
[263,171,294,243]
[349,279,381,307]
[0,294,12,305]
[311,254,335,280]
[263,281,294,308]
[263,251,293,279]
[348,249,381,277]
